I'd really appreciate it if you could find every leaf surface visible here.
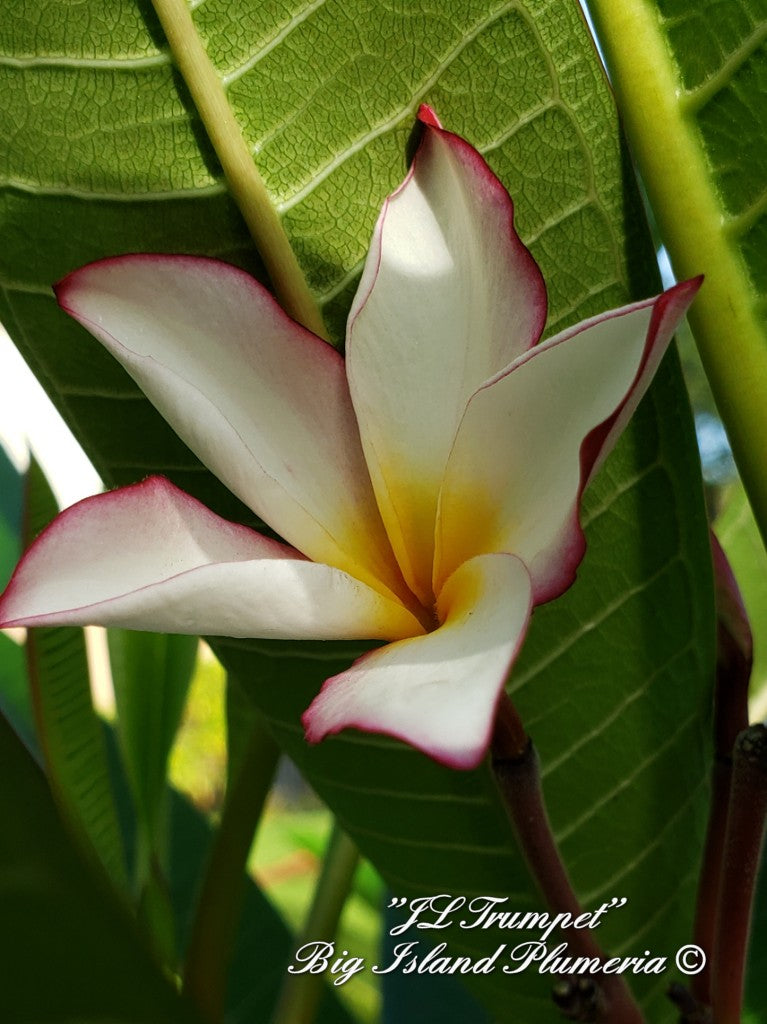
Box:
[108,625,197,937]
[23,458,127,887]
[0,709,202,1024]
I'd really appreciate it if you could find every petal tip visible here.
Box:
[416,104,442,129]
[406,104,443,168]
[669,273,704,305]
[301,706,326,746]
[52,270,77,312]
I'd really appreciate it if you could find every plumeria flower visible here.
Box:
[0,107,700,769]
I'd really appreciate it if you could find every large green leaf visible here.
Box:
[0,443,21,588]
[0,3,715,1021]
[99,721,355,1024]
[107,627,197,960]
[107,628,197,961]
[0,709,202,1024]
[109,629,197,846]
[23,458,127,888]
[0,450,34,753]
[0,632,36,756]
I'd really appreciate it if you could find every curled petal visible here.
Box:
[55,255,408,606]
[303,554,532,769]
[0,477,425,641]
[435,278,702,602]
[347,106,546,604]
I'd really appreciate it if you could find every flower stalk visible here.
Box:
[710,724,767,1024]
[149,0,327,339]
[270,824,360,1024]
[491,694,645,1024]
[183,709,280,1024]
[690,536,752,1009]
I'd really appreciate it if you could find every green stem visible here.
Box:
[137,849,177,970]
[149,0,328,340]
[587,0,767,552]
[183,711,280,1023]
[270,824,360,1024]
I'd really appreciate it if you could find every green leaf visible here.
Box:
[585,0,767,549]
[108,629,197,845]
[0,442,22,587]
[0,631,37,756]
[167,788,356,1024]
[183,689,279,1023]
[0,3,715,1021]
[0,708,203,1024]
[226,667,266,788]
[23,458,127,888]
[0,450,35,752]
[100,722,354,1024]
[107,628,197,960]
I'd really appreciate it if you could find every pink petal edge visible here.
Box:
[348,106,547,350]
[54,254,411,609]
[0,476,299,629]
[452,277,702,608]
[302,554,534,770]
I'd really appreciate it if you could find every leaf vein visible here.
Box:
[540,643,693,778]
[0,53,168,71]
[221,0,330,85]
[511,557,681,689]
[0,180,224,202]
[680,19,767,115]
[274,0,522,213]
[573,741,707,903]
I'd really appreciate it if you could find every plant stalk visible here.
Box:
[270,823,360,1024]
[710,725,767,1024]
[492,694,645,1024]
[149,0,328,339]
[690,535,752,1008]
[183,712,280,1024]
[586,0,767,553]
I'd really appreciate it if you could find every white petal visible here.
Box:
[303,553,532,769]
[0,477,425,641]
[347,107,546,604]
[435,279,701,602]
[55,255,408,605]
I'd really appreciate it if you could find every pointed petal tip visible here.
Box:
[0,475,154,629]
[0,473,282,629]
[54,251,301,328]
[53,263,93,314]
[416,104,442,129]
[656,274,703,317]
[406,105,443,168]
[0,474,422,640]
